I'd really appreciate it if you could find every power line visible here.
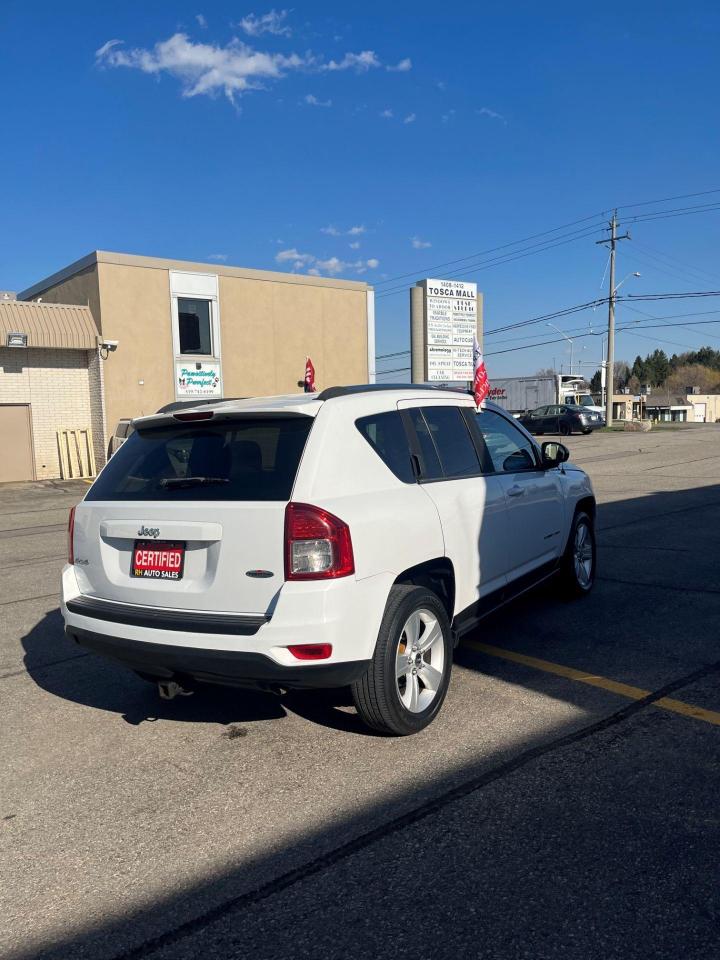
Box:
[622,201,720,225]
[375,225,606,300]
[372,213,610,290]
[616,186,720,211]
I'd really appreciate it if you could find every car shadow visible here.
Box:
[21,609,368,733]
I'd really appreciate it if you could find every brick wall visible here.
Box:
[0,347,93,479]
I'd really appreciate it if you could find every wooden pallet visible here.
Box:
[57,428,97,479]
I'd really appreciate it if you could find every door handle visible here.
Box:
[507,484,525,497]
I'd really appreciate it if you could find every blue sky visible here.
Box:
[2,1,720,378]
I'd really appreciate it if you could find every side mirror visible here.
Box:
[541,441,569,469]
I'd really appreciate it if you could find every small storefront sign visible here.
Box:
[175,361,222,398]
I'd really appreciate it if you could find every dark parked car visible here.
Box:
[520,404,605,437]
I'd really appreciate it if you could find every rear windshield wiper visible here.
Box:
[157,476,230,490]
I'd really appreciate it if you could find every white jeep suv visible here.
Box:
[62,385,596,736]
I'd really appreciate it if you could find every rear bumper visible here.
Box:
[67,626,370,689]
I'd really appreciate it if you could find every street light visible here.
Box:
[614,271,641,293]
[546,322,575,374]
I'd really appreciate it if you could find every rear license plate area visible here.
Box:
[132,541,186,581]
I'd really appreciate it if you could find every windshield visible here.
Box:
[576,396,595,407]
[87,416,313,501]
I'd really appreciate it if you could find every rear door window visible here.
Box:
[421,406,481,478]
[87,416,313,501]
[356,411,415,483]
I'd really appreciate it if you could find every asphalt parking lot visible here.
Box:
[2,425,720,960]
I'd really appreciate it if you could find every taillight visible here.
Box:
[68,506,76,565]
[284,502,354,581]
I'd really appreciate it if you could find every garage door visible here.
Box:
[0,405,34,482]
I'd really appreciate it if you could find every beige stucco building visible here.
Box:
[3,251,374,482]
[0,251,372,482]
[686,393,720,423]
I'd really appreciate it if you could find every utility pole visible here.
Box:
[597,211,630,426]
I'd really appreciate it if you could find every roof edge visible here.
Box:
[18,252,98,301]
[19,250,372,300]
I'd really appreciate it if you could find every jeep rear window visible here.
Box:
[87,416,313,501]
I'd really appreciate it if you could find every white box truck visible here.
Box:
[488,375,605,416]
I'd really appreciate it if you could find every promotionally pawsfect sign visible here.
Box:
[175,361,222,398]
[424,279,477,382]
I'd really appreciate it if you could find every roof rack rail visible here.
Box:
[317,383,471,401]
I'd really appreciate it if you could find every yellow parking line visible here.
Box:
[465,640,720,727]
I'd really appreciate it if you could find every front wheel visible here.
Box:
[558,510,596,598]
[352,586,453,735]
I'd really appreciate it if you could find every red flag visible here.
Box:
[304,357,316,393]
[473,336,489,406]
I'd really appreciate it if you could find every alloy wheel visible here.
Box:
[395,609,446,713]
[573,521,594,588]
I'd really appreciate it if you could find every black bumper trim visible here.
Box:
[66,596,269,635]
[67,627,371,690]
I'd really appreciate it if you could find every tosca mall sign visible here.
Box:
[410,279,481,383]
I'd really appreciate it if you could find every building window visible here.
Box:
[178,298,212,355]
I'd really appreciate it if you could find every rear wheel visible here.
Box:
[582,427,592,435]
[558,510,596,597]
[352,586,452,735]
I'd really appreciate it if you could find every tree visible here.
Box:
[667,364,720,395]
[590,370,601,393]
[631,355,647,383]
[535,368,557,378]
[614,360,631,389]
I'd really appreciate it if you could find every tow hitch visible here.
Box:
[157,680,194,700]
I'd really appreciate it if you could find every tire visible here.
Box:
[559,421,571,437]
[352,585,453,736]
[558,510,596,598]
[582,428,592,435]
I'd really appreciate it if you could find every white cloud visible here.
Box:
[387,57,412,72]
[95,33,312,103]
[477,106,507,124]
[305,93,332,107]
[441,109,456,123]
[275,247,378,276]
[96,31,410,107]
[411,236,431,249]
[403,112,416,124]
[206,252,228,261]
[315,256,345,275]
[238,9,292,38]
[276,248,316,269]
[323,50,380,72]
[380,108,394,119]
[321,224,365,237]
[95,39,123,59]
[349,241,360,249]
[196,14,207,29]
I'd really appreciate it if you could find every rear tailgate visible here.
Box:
[73,412,313,615]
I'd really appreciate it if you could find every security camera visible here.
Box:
[102,340,119,352]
